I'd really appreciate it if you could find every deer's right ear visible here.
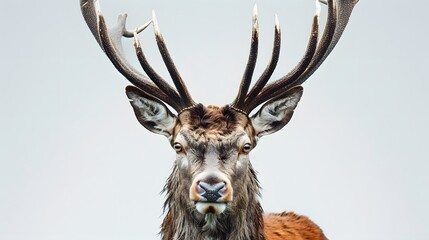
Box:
[125,86,177,138]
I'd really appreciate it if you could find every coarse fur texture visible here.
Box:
[154,104,326,240]
[161,105,264,240]
[161,160,265,240]
[264,212,327,240]
[80,1,358,239]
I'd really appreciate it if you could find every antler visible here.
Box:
[231,0,358,113]
[80,0,195,112]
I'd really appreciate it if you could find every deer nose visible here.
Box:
[197,181,226,202]
[190,175,233,203]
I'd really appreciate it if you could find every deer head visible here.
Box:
[80,0,357,238]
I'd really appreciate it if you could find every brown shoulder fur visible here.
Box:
[263,212,327,240]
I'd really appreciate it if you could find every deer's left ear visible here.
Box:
[250,86,303,137]
[125,86,177,138]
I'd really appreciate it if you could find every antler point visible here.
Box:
[253,4,258,20]
[152,10,158,23]
[315,0,322,16]
[275,14,280,31]
[252,5,259,33]
[152,10,162,36]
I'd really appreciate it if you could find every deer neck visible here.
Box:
[160,165,265,240]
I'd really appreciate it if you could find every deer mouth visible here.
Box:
[195,202,227,215]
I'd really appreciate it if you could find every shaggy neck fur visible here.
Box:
[161,164,265,240]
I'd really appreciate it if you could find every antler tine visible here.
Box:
[80,0,151,47]
[245,1,322,111]
[152,11,195,107]
[133,32,183,105]
[245,0,358,112]
[294,0,358,85]
[97,15,182,111]
[291,0,337,87]
[261,0,338,101]
[123,19,152,38]
[232,4,260,109]
[243,14,281,112]
[80,0,188,112]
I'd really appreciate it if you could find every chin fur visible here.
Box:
[195,202,227,232]
[203,213,218,231]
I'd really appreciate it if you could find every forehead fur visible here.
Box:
[177,104,252,137]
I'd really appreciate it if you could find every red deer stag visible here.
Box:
[80,0,357,239]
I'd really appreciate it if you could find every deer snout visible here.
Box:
[198,182,225,202]
[190,176,233,203]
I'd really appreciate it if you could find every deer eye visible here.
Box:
[173,143,183,152]
[242,143,252,153]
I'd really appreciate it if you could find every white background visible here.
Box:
[1,0,428,239]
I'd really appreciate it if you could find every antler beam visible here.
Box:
[232,0,358,113]
[81,0,357,115]
[80,0,195,112]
